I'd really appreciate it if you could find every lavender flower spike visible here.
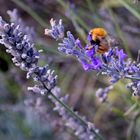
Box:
[45,18,64,40]
[0,17,40,71]
[0,15,56,93]
[46,18,140,99]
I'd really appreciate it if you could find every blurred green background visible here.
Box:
[0,0,140,140]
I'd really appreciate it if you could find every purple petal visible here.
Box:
[75,39,83,49]
[87,34,92,42]
[116,48,127,61]
[78,58,90,70]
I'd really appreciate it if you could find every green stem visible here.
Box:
[11,0,47,28]
[86,0,94,13]
[127,111,140,140]
[124,103,137,116]
[41,82,105,140]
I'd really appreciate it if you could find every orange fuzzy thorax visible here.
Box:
[90,28,107,41]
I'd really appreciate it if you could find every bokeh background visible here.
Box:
[0,0,140,140]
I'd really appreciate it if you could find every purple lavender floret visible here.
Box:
[116,48,127,63]
[58,31,77,55]
[45,18,64,40]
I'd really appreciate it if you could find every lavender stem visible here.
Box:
[41,81,105,140]
[125,75,140,80]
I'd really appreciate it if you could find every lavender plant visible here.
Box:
[0,12,103,140]
[45,18,140,101]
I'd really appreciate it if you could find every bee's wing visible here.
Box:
[100,37,110,49]
[107,34,122,47]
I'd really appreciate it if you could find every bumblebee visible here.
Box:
[87,28,119,54]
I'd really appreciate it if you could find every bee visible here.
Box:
[87,28,119,54]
